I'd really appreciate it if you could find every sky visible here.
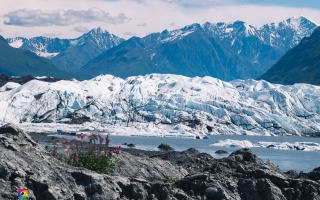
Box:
[1,0,320,39]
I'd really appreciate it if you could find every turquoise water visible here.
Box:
[107,135,320,173]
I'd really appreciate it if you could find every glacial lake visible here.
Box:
[107,135,320,173]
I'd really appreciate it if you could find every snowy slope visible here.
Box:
[6,37,69,58]
[0,74,320,137]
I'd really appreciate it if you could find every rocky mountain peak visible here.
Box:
[285,15,317,26]
[181,23,202,31]
[73,27,122,50]
[88,27,110,36]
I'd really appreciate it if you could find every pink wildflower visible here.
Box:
[116,146,122,154]
[109,149,113,155]
[73,156,78,162]
[99,136,104,143]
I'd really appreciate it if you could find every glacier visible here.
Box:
[210,139,320,152]
[0,74,320,137]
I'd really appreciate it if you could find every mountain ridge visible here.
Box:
[0,35,71,78]
[259,26,320,85]
[6,27,125,72]
[5,16,317,81]
[77,16,317,80]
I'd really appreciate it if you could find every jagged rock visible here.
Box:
[215,150,229,154]
[0,74,63,87]
[158,143,174,151]
[127,143,135,147]
[0,124,189,199]
[118,149,188,181]
[1,124,320,200]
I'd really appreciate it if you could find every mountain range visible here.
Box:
[0,35,71,78]
[5,16,318,81]
[259,26,320,85]
[6,28,125,72]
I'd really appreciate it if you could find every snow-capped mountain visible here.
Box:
[6,36,69,58]
[0,35,71,78]
[75,27,125,50]
[259,26,320,85]
[5,16,317,80]
[259,16,317,49]
[6,28,125,72]
[1,74,320,137]
[146,16,316,54]
[78,16,317,80]
[203,16,317,71]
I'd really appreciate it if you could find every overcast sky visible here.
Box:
[1,0,320,39]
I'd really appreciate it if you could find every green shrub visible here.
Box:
[46,133,122,174]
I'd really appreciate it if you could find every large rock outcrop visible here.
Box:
[1,123,320,200]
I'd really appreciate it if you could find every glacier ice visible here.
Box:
[0,74,320,137]
[210,139,320,152]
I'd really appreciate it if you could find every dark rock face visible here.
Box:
[177,148,320,200]
[0,74,64,87]
[1,124,320,200]
[215,150,229,154]
[158,143,174,151]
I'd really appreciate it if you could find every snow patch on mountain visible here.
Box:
[150,53,156,60]
[38,52,59,58]
[8,39,23,48]
[161,29,195,43]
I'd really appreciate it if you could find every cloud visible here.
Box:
[123,32,136,36]
[159,0,235,6]
[136,23,147,26]
[44,32,61,37]
[73,26,89,33]
[3,8,131,27]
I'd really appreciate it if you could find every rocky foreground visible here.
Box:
[1,124,320,200]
